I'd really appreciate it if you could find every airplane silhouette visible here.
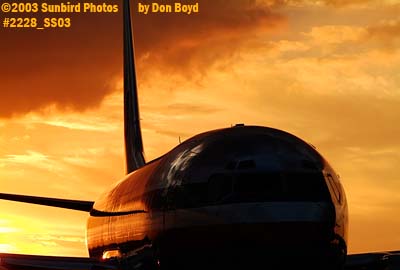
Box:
[0,0,398,269]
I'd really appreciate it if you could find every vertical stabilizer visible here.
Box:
[123,0,146,173]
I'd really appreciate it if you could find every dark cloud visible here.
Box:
[0,0,284,117]
[0,0,122,117]
[132,0,284,77]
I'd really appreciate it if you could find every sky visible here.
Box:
[0,0,399,257]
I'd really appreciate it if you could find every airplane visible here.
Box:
[0,0,399,269]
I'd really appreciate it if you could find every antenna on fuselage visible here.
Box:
[123,0,146,174]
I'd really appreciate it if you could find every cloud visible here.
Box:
[304,25,367,45]
[319,0,371,6]
[1,0,397,118]
[281,0,385,7]
[132,0,285,78]
[366,19,400,50]
[1,151,49,165]
[0,0,285,118]
[325,0,400,7]
[0,210,88,256]
[166,103,221,114]
[0,0,122,118]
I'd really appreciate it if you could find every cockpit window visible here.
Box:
[235,172,282,202]
[175,171,331,208]
[234,171,331,202]
[208,174,233,202]
[327,174,341,204]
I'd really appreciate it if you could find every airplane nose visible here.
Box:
[164,209,332,270]
[165,199,335,247]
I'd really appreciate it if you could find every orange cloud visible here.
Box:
[280,0,377,7]
[132,0,285,77]
[0,0,285,118]
[366,19,400,50]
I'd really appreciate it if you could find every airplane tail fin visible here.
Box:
[123,0,146,174]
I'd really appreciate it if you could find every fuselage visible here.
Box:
[86,125,348,269]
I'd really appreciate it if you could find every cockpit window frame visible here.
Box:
[327,174,341,204]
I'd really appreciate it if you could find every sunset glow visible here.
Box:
[1,0,399,257]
